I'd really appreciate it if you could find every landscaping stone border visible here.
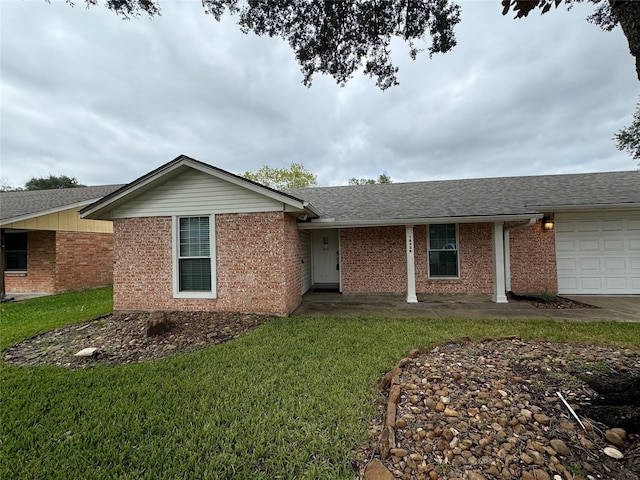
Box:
[363,337,640,480]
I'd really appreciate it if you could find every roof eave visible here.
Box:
[1,198,105,226]
[297,213,543,230]
[302,201,322,218]
[527,203,640,212]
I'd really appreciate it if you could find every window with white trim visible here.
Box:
[428,224,459,278]
[173,215,216,298]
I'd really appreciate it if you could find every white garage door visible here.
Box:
[555,212,640,294]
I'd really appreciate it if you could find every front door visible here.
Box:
[311,229,340,286]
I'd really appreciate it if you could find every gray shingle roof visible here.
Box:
[286,171,640,222]
[1,185,124,224]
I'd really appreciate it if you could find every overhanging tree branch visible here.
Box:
[502,0,639,81]
[69,0,638,86]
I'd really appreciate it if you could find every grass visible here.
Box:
[544,370,584,389]
[1,291,639,479]
[0,287,113,351]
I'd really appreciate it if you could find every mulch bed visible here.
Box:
[508,293,598,310]
[2,311,270,369]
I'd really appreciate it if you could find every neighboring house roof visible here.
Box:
[0,185,124,226]
[286,171,640,226]
[80,155,320,220]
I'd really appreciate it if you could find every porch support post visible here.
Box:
[491,222,508,303]
[504,229,511,293]
[405,225,418,303]
[0,228,5,300]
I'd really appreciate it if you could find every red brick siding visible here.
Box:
[113,217,173,311]
[415,223,494,294]
[508,221,558,294]
[5,231,56,293]
[282,215,303,312]
[5,230,113,294]
[340,227,407,293]
[340,224,495,295]
[112,212,301,315]
[216,212,299,314]
[339,222,556,296]
[55,231,114,292]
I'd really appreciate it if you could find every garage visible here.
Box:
[555,212,640,294]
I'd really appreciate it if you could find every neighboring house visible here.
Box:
[1,185,123,295]
[81,155,640,315]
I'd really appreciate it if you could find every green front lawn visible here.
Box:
[1,291,638,479]
[0,287,113,351]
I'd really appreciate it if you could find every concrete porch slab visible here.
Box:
[293,292,640,322]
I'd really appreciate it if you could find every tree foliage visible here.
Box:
[24,175,85,190]
[614,97,640,164]
[66,0,462,89]
[243,162,317,189]
[348,173,393,185]
[0,178,21,192]
[68,0,639,87]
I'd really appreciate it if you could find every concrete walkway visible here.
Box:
[1,292,52,302]
[293,292,640,322]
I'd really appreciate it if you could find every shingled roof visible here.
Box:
[1,185,124,225]
[286,171,640,223]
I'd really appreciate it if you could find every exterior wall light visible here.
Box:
[542,216,554,231]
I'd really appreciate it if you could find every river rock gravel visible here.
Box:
[361,337,640,480]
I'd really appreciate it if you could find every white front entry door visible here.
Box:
[311,229,340,285]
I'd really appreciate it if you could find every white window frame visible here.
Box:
[172,214,217,299]
[427,223,460,279]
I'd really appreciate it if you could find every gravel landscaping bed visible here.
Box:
[362,338,640,480]
[2,311,270,368]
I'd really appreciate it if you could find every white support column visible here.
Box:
[405,225,418,303]
[491,222,508,303]
[504,229,511,293]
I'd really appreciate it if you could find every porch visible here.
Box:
[293,291,640,322]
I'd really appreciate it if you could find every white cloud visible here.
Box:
[0,0,637,189]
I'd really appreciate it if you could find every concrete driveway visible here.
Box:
[293,292,640,322]
[564,295,640,319]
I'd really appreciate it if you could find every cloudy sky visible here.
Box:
[1,0,638,188]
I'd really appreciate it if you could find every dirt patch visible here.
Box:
[2,311,271,369]
[579,374,640,433]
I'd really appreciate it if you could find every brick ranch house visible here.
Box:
[1,185,122,296]
[80,155,640,315]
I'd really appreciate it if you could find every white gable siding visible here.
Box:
[112,169,283,218]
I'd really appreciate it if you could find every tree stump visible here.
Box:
[145,311,169,337]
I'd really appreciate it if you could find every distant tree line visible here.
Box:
[348,174,392,185]
[0,175,85,192]
[242,163,394,189]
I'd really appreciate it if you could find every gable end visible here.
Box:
[111,169,287,218]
